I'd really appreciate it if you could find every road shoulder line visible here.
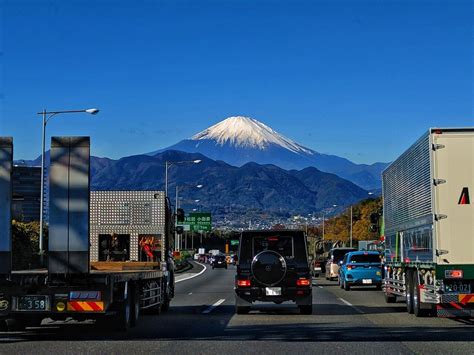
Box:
[175,261,207,283]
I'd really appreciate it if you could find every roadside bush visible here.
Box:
[11,221,47,270]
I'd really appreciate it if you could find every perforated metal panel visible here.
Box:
[90,191,167,262]
[383,132,433,236]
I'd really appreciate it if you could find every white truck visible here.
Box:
[382,128,474,317]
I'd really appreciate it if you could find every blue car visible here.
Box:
[338,251,382,291]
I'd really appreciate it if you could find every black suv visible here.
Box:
[212,254,227,269]
[234,230,312,314]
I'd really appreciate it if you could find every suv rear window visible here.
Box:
[253,236,293,258]
[349,254,381,263]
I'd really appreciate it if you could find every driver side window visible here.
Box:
[342,255,348,265]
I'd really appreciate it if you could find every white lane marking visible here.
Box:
[202,299,226,314]
[188,292,193,295]
[318,286,323,289]
[175,262,207,283]
[338,297,364,314]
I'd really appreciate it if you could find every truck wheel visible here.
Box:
[235,305,250,314]
[405,271,414,314]
[131,284,140,327]
[413,272,429,317]
[299,305,312,315]
[116,284,132,331]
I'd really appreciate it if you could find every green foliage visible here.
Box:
[11,220,47,270]
[324,197,382,244]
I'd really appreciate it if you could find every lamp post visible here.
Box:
[37,108,99,265]
[165,159,201,197]
[175,184,203,251]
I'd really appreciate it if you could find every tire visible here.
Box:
[130,284,140,327]
[344,279,350,291]
[405,270,414,314]
[161,297,170,313]
[235,305,250,314]
[116,284,132,331]
[413,271,429,317]
[299,305,312,315]
[251,250,287,286]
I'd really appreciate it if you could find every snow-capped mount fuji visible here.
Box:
[192,116,314,155]
[152,116,388,190]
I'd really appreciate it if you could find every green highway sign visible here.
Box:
[182,212,212,232]
[230,240,239,246]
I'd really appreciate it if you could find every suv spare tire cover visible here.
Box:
[251,250,287,286]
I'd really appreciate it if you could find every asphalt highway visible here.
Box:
[1,262,474,354]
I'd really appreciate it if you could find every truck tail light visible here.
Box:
[237,279,251,287]
[445,270,463,279]
[296,278,311,286]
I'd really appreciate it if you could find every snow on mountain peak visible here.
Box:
[191,116,314,155]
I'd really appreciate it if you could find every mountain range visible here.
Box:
[151,116,388,190]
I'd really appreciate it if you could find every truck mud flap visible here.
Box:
[436,303,474,318]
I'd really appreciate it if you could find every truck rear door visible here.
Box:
[433,129,474,266]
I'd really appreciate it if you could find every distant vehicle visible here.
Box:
[311,259,323,277]
[383,128,474,318]
[325,247,357,280]
[212,255,227,269]
[235,230,312,315]
[339,251,382,291]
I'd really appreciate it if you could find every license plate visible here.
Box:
[362,279,372,284]
[17,295,49,311]
[265,287,281,296]
[444,282,471,293]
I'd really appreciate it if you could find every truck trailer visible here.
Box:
[382,128,474,317]
[0,137,175,331]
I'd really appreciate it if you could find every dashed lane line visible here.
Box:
[338,297,365,314]
[202,299,226,314]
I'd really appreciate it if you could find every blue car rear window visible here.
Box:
[349,254,380,263]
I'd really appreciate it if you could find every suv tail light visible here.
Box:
[347,265,357,270]
[296,278,311,286]
[237,279,251,287]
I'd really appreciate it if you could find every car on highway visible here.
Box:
[234,230,312,315]
[338,251,383,291]
[311,259,323,277]
[325,247,357,280]
[212,254,228,269]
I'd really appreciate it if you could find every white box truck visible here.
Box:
[382,128,474,317]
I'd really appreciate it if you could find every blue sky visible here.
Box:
[1,0,472,164]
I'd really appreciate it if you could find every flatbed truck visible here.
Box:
[0,137,175,331]
[382,128,474,317]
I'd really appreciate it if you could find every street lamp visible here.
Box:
[175,184,203,251]
[165,159,201,197]
[37,108,99,264]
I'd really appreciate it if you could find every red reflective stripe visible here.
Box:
[450,302,463,310]
[460,294,474,304]
[70,302,83,311]
[88,302,102,311]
